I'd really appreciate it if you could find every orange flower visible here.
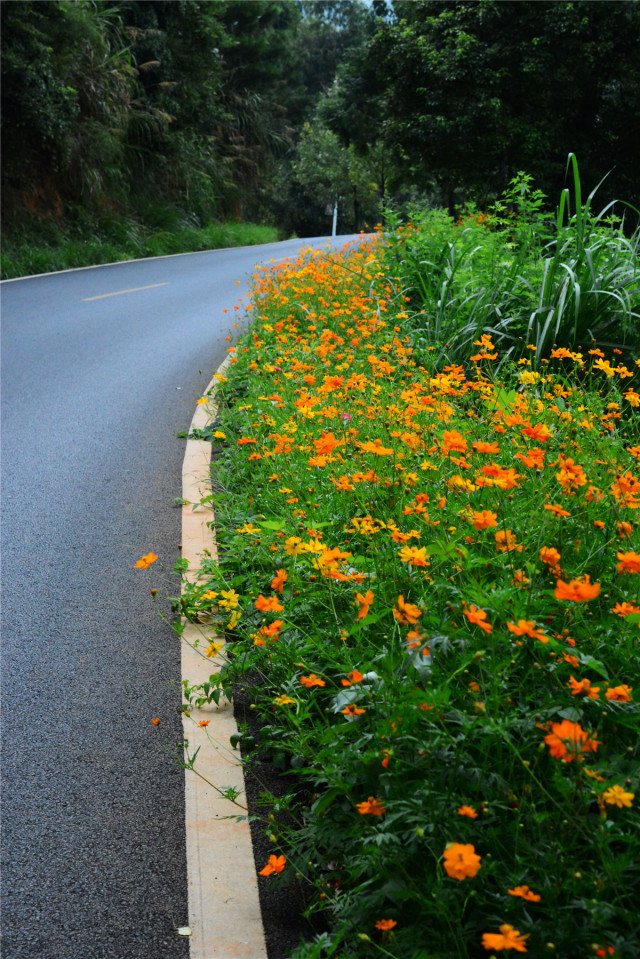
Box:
[507,620,549,643]
[375,919,397,931]
[610,471,640,508]
[515,447,545,469]
[394,595,422,624]
[457,805,478,819]
[495,530,522,553]
[442,429,468,453]
[151,718,160,726]
[135,552,158,569]
[255,619,283,643]
[358,438,394,455]
[255,594,285,612]
[341,704,366,716]
[479,464,521,490]
[271,569,288,592]
[463,603,492,634]
[605,685,633,702]
[443,843,481,880]
[555,456,587,491]
[544,719,600,762]
[481,924,530,952]
[473,441,500,454]
[616,551,640,573]
[539,547,561,566]
[472,510,498,530]
[567,675,600,700]
[313,432,343,455]
[355,589,374,619]
[341,669,364,686]
[554,575,600,601]
[544,503,571,517]
[398,545,429,567]
[356,796,386,815]
[259,854,286,876]
[611,602,640,617]
[511,569,530,588]
[300,673,326,688]
[508,885,541,902]
[521,423,552,442]
[197,720,210,728]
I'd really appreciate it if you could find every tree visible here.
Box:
[335,0,640,213]
[292,119,382,233]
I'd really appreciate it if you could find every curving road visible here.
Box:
[0,236,361,959]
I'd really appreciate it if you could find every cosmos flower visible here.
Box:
[481,924,529,952]
[554,575,600,601]
[135,552,158,569]
[259,855,286,876]
[356,797,386,815]
[544,719,600,762]
[508,885,540,902]
[442,843,481,880]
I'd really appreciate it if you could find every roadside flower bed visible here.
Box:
[179,236,639,958]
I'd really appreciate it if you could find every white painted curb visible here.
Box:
[181,353,268,959]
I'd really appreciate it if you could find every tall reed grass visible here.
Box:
[381,157,640,368]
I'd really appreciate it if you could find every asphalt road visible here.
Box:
[0,236,361,959]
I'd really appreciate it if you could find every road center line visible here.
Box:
[82,282,168,301]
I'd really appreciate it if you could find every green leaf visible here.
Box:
[311,786,346,816]
[577,655,609,680]
[257,519,286,530]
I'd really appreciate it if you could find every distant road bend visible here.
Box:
[0,235,364,959]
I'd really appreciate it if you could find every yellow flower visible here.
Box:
[602,785,634,808]
[205,640,225,658]
[284,536,304,555]
[218,589,240,609]
[274,694,296,706]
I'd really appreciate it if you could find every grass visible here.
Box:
[163,227,639,958]
[0,209,280,279]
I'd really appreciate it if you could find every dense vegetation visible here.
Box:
[2,1,639,277]
[167,180,639,958]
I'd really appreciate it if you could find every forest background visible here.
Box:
[2,0,640,278]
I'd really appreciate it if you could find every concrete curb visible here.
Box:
[181,353,268,959]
